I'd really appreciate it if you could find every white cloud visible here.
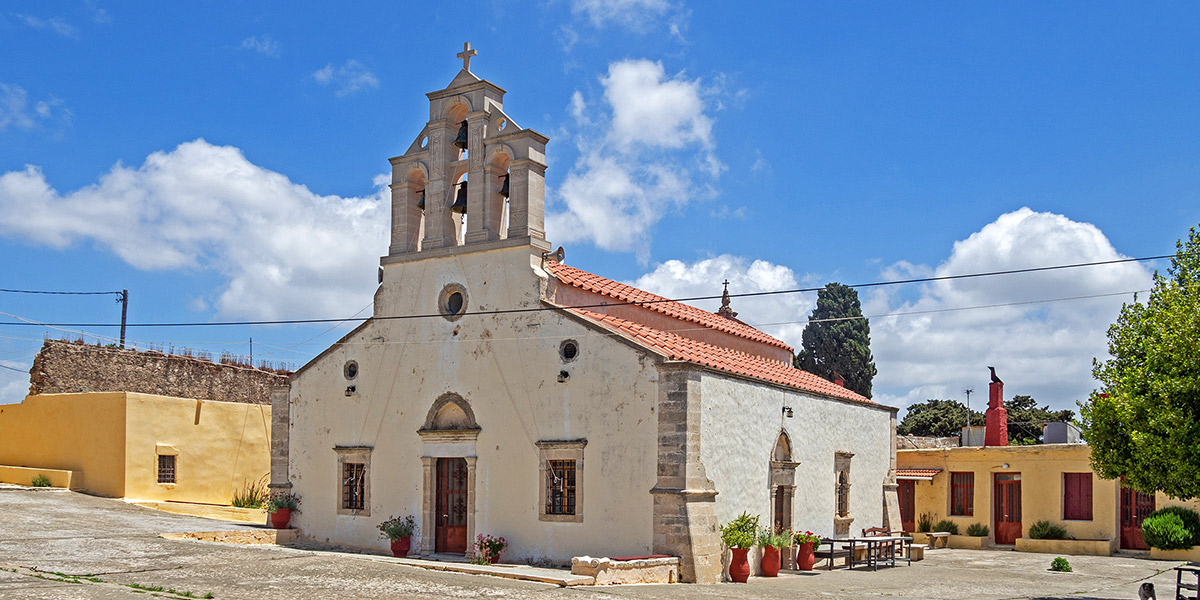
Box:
[14,14,78,39]
[310,60,379,97]
[0,360,29,405]
[0,84,67,131]
[571,0,672,31]
[241,34,281,57]
[631,255,818,349]
[0,139,388,321]
[546,59,724,262]
[866,207,1153,413]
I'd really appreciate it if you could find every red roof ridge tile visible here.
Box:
[545,261,793,352]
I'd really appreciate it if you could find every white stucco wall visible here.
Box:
[698,373,894,538]
[287,244,660,565]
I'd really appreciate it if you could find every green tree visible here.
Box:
[1080,226,1200,499]
[897,399,984,438]
[1004,395,1075,445]
[795,283,877,397]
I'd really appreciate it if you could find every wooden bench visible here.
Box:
[927,532,950,549]
[816,539,852,570]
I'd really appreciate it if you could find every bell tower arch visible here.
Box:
[386,43,549,259]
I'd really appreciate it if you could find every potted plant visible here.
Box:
[378,515,416,557]
[758,527,792,577]
[720,512,759,583]
[793,531,822,571]
[265,491,300,529]
[473,533,507,565]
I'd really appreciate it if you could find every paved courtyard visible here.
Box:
[0,485,1188,599]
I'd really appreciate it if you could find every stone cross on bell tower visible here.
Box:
[385,43,550,257]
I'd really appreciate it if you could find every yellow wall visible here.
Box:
[0,393,127,496]
[0,392,271,505]
[123,393,271,505]
[898,444,1121,543]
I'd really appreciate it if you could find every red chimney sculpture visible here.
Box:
[984,366,1008,446]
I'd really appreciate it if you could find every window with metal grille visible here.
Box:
[1063,473,1093,520]
[836,471,850,517]
[545,460,576,515]
[950,472,974,516]
[157,454,176,484]
[343,463,366,510]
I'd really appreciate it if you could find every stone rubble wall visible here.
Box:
[897,435,960,450]
[27,340,289,405]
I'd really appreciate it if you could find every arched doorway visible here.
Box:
[417,393,481,557]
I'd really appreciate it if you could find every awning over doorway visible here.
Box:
[896,468,942,481]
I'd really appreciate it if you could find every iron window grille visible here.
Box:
[343,463,366,510]
[157,454,176,484]
[546,460,576,515]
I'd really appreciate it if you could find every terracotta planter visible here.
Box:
[270,508,291,529]
[728,548,751,583]
[390,536,411,558]
[796,541,816,571]
[761,545,781,577]
[486,551,501,565]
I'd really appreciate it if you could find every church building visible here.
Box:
[271,44,899,583]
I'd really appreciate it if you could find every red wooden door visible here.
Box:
[1120,483,1155,550]
[899,480,916,532]
[435,458,468,554]
[994,474,1022,545]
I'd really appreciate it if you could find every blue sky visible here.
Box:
[1,2,1197,413]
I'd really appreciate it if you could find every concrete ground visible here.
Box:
[0,485,1189,599]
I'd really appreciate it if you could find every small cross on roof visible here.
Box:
[457,42,477,72]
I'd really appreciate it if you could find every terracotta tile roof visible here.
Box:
[563,305,874,405]
[545,261,793,353]
[896,468,943,478]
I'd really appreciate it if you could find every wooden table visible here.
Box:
[835,536,914,571]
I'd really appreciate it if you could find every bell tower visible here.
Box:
[386,43,550,258]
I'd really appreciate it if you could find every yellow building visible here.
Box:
[897,443,1200,556]
[0,392,271,505]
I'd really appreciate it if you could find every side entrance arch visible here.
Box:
[417,393,481,557]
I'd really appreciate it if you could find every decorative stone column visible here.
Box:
[882,409,902,531]
[421,123,456,250]
[419,457,436,556]
[650,367,722,584]
[505,158,546,241]
[268,384,292,493]
[388,180,423,255]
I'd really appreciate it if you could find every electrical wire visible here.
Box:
[0,253,1172,329]
[0,288,121,296]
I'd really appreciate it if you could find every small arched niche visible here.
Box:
[407,166,427,251]
[769,430,800,538]
[420,393,479,432]
[488,150,511,239]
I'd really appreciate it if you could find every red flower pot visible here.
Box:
[390,536,411,558]
[761,545,781,577]
[796,541,816,571]
[270,508,291,529]
[486,551,501,565]
[728,548,751,583]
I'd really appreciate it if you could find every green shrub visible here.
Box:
[30,475,52,487]
[1049,557,1072,572]
[231,475,268,508]
[916,513,934,533]
[1143,506,1200,547]
[932,519,960,535]
[1028,520,1068,540]
[965,523,989,537]
[1142,512,1192,550]
[720,512,759,549]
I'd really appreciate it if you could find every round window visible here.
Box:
[560,340,579,362]
[438,284,468,321]
[344,361,359,380]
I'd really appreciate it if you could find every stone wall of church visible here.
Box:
[284,244,660,565]
[28,339,288,404]
[698,373,894,573]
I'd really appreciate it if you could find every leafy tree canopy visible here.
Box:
[1080,226,1200,499]
[897,399,983,438]
[795,282,877,397]
[1005,395,1075,445]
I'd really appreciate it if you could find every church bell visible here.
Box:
[450,181,468,214]
[452,120,469,150]
[416,189,425,210]
[498,173,510,198]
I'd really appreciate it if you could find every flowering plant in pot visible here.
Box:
[758,527,792,577]
[378,515,416,557]
[793,531,822,571]
[720,512,759,583]
[265,492,300,529]
[473,534,507,565]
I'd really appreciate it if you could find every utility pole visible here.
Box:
[964,388,974,445]
[117,289,128,348]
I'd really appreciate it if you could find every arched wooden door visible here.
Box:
[435,458,469,554]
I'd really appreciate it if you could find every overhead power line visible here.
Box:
[0,253,1172,329]
[0,288,123,296]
